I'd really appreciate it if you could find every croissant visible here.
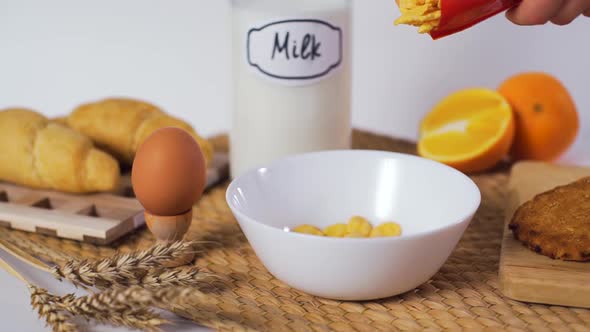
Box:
[0,109,120,193]
[67,98,214,165]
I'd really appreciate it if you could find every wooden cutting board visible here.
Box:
[499,161,590,308]
[0,153,229,245]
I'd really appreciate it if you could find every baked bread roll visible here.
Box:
[0,109,120,193]
[67,98,213,165]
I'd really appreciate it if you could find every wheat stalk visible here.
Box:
[141,267,212,288]
[54,286,192,331]
[51,241,199,288]
[1,250,188,331]
[39,287,178,331]
[28,285,78,332]
[85,286,190,308]
[28,282,170,331]
[2,241,210,331]
[115,286,192,307]
[0,255,77,332]
[60,299,166,331]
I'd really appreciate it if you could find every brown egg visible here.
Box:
[131,127,206,216]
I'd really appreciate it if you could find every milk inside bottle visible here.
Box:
[230,0,352,177]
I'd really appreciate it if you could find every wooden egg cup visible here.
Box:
[144,209,194,267]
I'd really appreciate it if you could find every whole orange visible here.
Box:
[498,72,579,161]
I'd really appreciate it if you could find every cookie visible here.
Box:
[509,176,590,261]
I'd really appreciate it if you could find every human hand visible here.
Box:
[506,0,590,25]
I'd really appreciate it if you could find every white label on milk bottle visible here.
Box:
[247,19,342,86]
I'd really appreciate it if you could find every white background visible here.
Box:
[0,1,589,331]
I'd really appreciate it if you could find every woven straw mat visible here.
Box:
[1,130,589,332]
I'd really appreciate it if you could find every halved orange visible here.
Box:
[418,88,515,173]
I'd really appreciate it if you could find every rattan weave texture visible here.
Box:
[0,130,588,332]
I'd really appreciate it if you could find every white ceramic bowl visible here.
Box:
[226,150,480,301]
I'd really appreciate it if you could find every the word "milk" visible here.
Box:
[247,19,342,84]
[272,31,322,61]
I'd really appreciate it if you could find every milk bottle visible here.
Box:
[230,0,352,177]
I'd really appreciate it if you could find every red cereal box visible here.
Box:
[395,0,520,39]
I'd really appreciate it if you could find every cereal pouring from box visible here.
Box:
[395,0,521,39]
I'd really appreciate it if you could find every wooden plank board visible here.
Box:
[0,152,229,244]
[499,161,590,308]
